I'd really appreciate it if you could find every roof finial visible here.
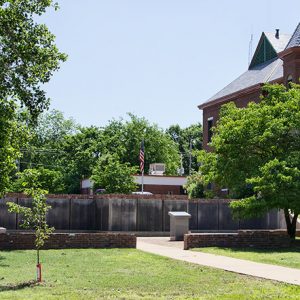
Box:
[275,29,280,39]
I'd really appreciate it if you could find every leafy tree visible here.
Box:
[0,100,29,196]
[10,167,65,194]
[0,0,67,117]
[91,154,138,194]
[198,84,300,238]
[184,172,205,199]
[20,113,181,194]
[20,109,79,172]
[0,1,66,196]
[102,114,181,175]
[7,171,54,281]
[166,123,202,174]
[58,126,102,193]
[57,114,180,193]
[32,109,78,146]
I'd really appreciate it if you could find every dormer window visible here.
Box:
[207,117,213,143]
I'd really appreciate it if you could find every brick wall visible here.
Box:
[142,184,182,195]
[202,88,262,151]
[184,230,291,249]
[0,232,136,250]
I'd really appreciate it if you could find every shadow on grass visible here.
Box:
[217,244,300,254]
[0,280,37,292]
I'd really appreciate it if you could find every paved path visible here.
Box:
[137,237,300,286]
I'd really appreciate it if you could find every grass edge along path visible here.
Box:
[0,249,299,299]
[192,246,300,270]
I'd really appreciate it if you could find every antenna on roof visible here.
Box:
[248,33,253,67]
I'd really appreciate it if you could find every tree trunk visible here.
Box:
[284,208,298,239]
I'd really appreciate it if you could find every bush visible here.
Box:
[185,172,205,199]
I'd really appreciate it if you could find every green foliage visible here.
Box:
[20,109,78,171]
[7,186,54,263]
[185,172,204,199]
[58,126,102,193]
[0,1,66,197]
[198,83,300,237]
[32,109,79,146]
[18,112,182,194]
[0,100,29,196]
[91,154,138,194]
[26,113,181,193]
[102,114,181,175]
[0,0,67,117]
[10,167,65,194]
[166,123,202,174]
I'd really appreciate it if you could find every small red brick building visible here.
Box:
[81,175,187,195]
[133,175,187,195]
[199,23,300,150]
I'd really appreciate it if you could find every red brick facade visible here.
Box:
[202,88,262,151]
[281,47,300,85]
[140,184,182,195]
[0,232,136,250]
[199,27,300,151]
[184,230,292,249]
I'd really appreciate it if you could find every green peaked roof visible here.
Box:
[249,33,277,69]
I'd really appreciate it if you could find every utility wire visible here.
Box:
[19,161,61,168]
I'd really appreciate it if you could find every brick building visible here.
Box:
[81,175,187,195]
[199,23,300,150]
[133,174,187,195]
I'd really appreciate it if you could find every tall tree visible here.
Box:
[91,154,138,194]
[20,109,79,171]
[166,123,202,174]
[0,0,67,117]
[0,100,28,195]
[0,1,66,194]
[58,126,102,193]
[102,114,181,175]
[198,84,300,239]
[15,112,182,194]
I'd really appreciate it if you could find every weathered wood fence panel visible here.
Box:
[137,199,163,231]
[0,197,17,229]
[197,200,218,230]
[47,198,70,230]
[0,195,282,232]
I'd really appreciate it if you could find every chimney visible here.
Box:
[275,29,280,39]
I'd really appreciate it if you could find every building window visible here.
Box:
[207,117,213,143]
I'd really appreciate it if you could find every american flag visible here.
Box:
[139,140,144,173]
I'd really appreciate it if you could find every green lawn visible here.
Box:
[0,249,299,299]
[192,246,300,269]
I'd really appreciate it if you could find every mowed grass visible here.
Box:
[0,249,299,299]
[193,245,300,269]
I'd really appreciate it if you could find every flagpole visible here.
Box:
[140,139,145,194]
[142,139,144,194]
[141,170,144,193]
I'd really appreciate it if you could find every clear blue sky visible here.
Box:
[41,0,300,129]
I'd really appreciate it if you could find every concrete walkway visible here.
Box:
[137,237,300,286]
